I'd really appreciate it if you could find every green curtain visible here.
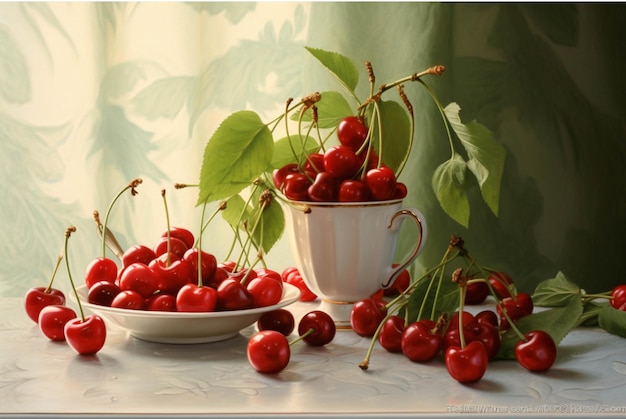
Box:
[1,2,624,298]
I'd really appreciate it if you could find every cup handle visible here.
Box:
[381,208,427,289]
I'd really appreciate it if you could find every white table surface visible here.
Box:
[2,296,626,418]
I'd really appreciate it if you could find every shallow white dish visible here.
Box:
[72,283,300,344]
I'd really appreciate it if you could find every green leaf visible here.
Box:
[598,305,626,338]
[197,111,273,205]
[293,90,354,129]
[497,297,583,360]
[252,191,285,254]
[221,194,250,230]
[271,135,320,170]
[578,301,604,327]
[373,100,411,173]
[532,271,581,307]
[431,153,470,228]
[444,102,505,217]
[305,46,359,95]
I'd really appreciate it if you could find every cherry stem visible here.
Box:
[100,178,142,257]
[160,189,173,267]
[359,309,396,371]
[196,200,209,287]
[290,327,314,346]
[45,255,63,292]
[64,226,86,322]
[457,281,468,349]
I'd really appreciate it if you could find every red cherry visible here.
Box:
[247,330,290,374]
[445,341,489,383]
[365,166,397,201]
[111,290,145,310]
[488,271,515,299]
[308,171,340,202]
[148,257,191,295]
[303,153,325,178]
[378,315,406,353]
[298,310,336,346]
[146,293,177,312]
[350,297,387,337]
[515,330,557,372]
[497,292,533,330]
[162,227,195,250]
[64,315,107,355]
[392,182,408,199]
[337,116,368,150]
[281,267,317,302]
[153,236,189,260]
[338,179,371,202]
[323,145,362,180]
[122,244,156,269]
[383,264,411,296]
[38,305,77,341]
[183,248,217,285]
[273,163,300,189]
[118,262,159,298]
[87,281,121,306]
[176,283,218,312]
[475,310,499,328]
[401,319,442,362]
[465,280,489,305]
[257,309,295,336]
[216,278,253,311]
[610,284,626,310]
[85,257,118,288]
[282,173,312,201]
[247,276,283,308]
[24,287,66,323]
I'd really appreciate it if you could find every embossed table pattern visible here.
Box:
[2,297,626,418]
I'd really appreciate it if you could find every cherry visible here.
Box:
[148,256,191,295]
[392,182,408,200]
[24,255,66,323]
[118,262,159,299]
[444,340,489,383]
[111,289,146,310]
[247,330,291,374]
[298,310,336,346]
[323,145,361,180]
[273,163,300,190]
[176,283,218,312]
[337,115,368,150]
[308,171,339,202]
[85,257,118,288]
[153,236,189,260]
[338,179,371,202]
[247,275,283,308]
[610,284,626,311]
[475,310,499,328]
[216,278,253,311]
[497,292,533,330]
[515,330,557,372]
[488,271,515,299]
[183,248,217,285]
[365,166,397,201]
[350,297,387,337]
[64,315,107,356]
[281,267,317,302]
[378,315,406,353]
[446,310,475,331]
[146,293,177,312]
[444,321,501,360]
[24,287,66,324]
[257,309,295,336]
[163,227,195,250]
[122,244,156,268]
[303,153,325,178]
[464,280,489,305]
[401,319,441,362]
[282,172,312,201]
[38,305,77,341]
[87,280,121,307]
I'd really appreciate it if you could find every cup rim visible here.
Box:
[283,198,404,209]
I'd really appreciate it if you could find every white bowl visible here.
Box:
[72,284,300,344]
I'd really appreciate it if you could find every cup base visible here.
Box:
[318,299,356,330]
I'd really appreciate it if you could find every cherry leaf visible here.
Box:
[431,153,470,228]
[444,102,505,217]
[531,271,581,307]
[250,188,284,254]
[373,100,411,174]
[598,305,626,338]
[293,90,353,129]
[496,296,583,360]
[271,135,319,170]
[197,111,273,205]
[305,47,359,95]
[406,274,459,323]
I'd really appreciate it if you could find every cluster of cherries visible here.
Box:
[272,116,407,203]
[350,271,554,383]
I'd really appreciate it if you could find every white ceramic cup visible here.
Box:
[283,199,427,329]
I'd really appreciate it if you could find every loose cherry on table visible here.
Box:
[401,319,442,362]
[610,284,626,311]
[444,340,489,383]
[297,310,336,346]
[377,315,406,353]
[350,297,387,337]
[257,309,295,336]
[38,305,77,341]
[515,330,557,372]
[24,255,66,324]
